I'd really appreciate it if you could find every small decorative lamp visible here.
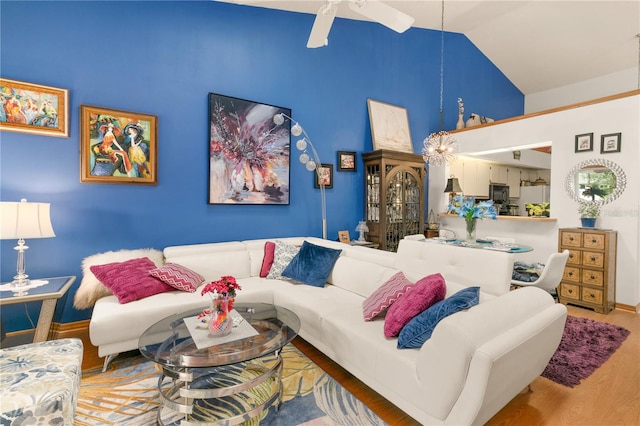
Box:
[443,175,463,210]
[427,209,439,230]
[0,199,55,293]
[355,220,369,242]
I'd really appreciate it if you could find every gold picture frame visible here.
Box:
[338,230,350,244]
[80,104,158,185]
[0,78,69,137]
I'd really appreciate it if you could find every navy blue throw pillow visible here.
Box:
[397,286,480,349]
[281,241,342,287]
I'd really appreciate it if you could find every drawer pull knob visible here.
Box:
[590,275,595,280]
[591,239,597,243]
[569,237,574,241]
[569,254,574,259]
[591,256,596,262]
[568,289,573,294]
[590,293,595,297]
[568,272,573,277]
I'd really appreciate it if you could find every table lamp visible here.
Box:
[355,221,369,242]
[0,199,55,292]
[444,175,463,210]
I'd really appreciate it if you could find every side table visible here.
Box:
[0,276,76,342]
[349,241,379,249]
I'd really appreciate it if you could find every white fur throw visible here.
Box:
[73,248,164,309]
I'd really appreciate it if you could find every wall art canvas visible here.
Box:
[367,99,413,153]
[209,93,291,204]
[0,78,68,137]
[80,105,157,185]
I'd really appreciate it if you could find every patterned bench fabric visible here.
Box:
[0,338,83,425]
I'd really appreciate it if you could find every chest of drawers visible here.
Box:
[557,228,617,314]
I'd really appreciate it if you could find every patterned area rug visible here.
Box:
[75,344,386,425]
[541,315,630,387]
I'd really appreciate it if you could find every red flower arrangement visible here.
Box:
[201,275,241,310]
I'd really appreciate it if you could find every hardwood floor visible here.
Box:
[293,305,640,425]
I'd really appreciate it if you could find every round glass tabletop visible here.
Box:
[138,303,300,369]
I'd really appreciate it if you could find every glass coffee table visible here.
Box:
[138,303,300,425]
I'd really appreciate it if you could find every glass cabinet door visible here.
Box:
[362,150,425,252]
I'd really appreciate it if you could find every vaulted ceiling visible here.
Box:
[223,1,640,95]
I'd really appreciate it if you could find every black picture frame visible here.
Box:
[337,151,357,171]
[600,132,621,154]
[208,93,291,204]
[574,133,593,153]
[314,163,333,189]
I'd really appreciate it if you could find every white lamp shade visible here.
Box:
[356,221,369,232]
[1,200,55,240]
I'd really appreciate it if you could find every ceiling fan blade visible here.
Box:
[307,3,338,48]
[348,0,414,33]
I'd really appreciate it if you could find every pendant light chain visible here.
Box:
[438,0,445,131]
[422,0,459,167]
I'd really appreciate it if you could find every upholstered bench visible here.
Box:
[0,338,83,425]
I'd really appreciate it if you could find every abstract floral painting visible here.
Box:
[209,93,291,204]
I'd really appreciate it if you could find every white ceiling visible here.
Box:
[223,1,640,95]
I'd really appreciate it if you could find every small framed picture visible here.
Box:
[337,151,357,171]
[600,132,621,154]
[314,163,333,189]
[574,133,593,152]
[338,230,350,244]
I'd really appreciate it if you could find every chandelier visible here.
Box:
[422,0,459,167]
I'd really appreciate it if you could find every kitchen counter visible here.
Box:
[438,213,556,222]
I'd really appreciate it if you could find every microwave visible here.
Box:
[489,184,510,204]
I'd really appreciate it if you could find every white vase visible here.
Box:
[456,113,465,130]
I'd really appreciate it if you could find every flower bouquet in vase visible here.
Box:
[199,275,241,337]
[448,195,497,242]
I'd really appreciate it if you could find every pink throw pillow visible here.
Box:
[384,273,446,338]
[259,241,276,278]
[90,257,174,304]
[362,271,413,321]
[149,262,204,292]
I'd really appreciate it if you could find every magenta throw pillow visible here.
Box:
[148,262,204,292]
[260,241,276,278]
[90,257,174,304]
[362,271,413,321]
[384,273,446,338]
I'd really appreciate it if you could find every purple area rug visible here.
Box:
[542,315,630,387]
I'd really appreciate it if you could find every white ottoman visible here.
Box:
[0,338,83,425]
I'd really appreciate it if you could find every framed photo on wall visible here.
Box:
[367,99,413,153]
[574,133,593,152]
[600,132,621,154]
[80,105,157,185]
[314,163,333,189]
[0,78,69,137]
[209,93,291,204]
[337,151,357,171]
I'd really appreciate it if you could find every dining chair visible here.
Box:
[511,250,570,299]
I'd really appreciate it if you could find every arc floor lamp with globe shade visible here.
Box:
[273,113,327,240]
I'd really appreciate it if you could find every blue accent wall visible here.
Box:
[0,1,523,330]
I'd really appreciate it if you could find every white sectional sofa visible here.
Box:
[88,236,567,425]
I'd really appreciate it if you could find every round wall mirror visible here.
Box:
[564,159,626,206]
